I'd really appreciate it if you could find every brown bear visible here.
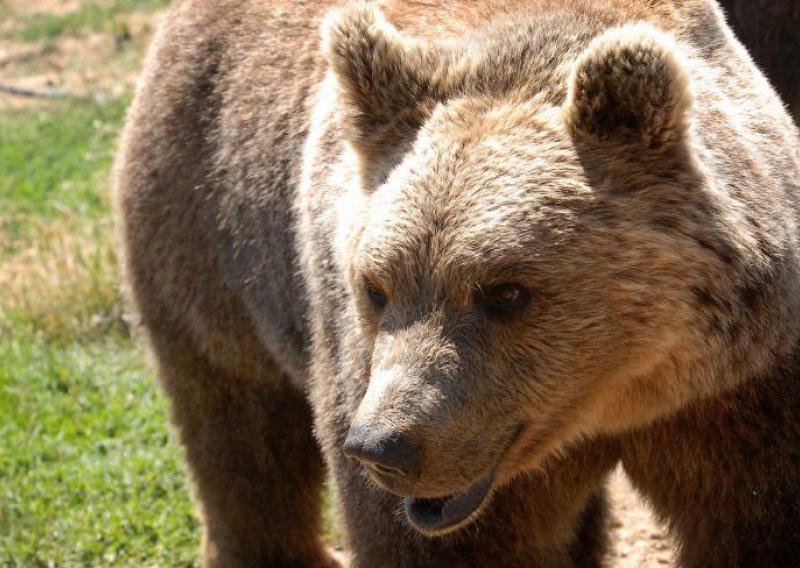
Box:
[717,0,800,121]
[114,0,800,566]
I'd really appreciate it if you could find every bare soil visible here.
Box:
[607,467,676,566]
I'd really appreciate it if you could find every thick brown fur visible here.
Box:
[115,1,800,566]
[717,0,800,122]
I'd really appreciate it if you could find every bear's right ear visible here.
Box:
[322,4,442,158]
[564,24,693,151]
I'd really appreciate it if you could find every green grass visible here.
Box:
[0,99,128,257]
[0,92,201,562]
[1,79,200,565]
[3,0,170,43]
[0,336,198,566]
[0,0,205,562]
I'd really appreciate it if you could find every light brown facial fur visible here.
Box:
[116,0,800,565]
[340,92,690,493]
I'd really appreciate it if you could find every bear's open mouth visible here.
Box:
[404,470,494,534]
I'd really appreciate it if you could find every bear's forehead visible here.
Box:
[365,118,592,249]
[355,98,608,291]
[360,167,596,290]
[360,196,579,283]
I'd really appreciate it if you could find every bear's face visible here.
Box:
[344,96,699,533]
[326,6,712,534]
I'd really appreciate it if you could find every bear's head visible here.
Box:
[321,5,760,535]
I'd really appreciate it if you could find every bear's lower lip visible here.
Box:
[404,471,494,534]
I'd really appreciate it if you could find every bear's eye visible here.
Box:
[365,281,388,310]
[478,283,530,318]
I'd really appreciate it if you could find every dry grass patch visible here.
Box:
[0,215,126,343]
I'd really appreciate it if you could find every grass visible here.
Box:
[0,337,198,566]
[0,92,202,563]
[0,2,203,560]
[0,100,128,258]
[2,0,170,43]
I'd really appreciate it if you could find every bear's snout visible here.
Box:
[343,425,422,489]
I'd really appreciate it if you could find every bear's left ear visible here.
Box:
[322,4,442,158]
[564,24,693,150]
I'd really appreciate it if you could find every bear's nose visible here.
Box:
[343,426,422,481]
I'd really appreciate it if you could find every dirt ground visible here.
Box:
[607,467,676,566]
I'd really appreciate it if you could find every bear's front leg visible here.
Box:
[147,328,339,568]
